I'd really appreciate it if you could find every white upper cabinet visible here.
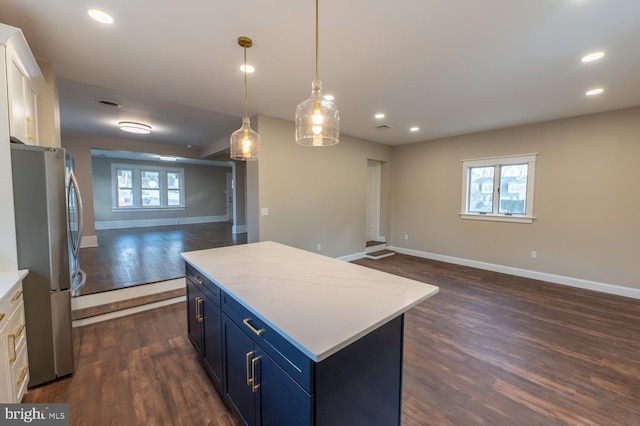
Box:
[1,24,44,145]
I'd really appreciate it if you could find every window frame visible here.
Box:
[460,153,537,223]
[111,163,185,211]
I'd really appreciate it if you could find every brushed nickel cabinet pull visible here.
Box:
[251,356,260,393]
[196,297,203,322]
[243,318,264,336]
[246,351,254,386]
[194,276,204,285]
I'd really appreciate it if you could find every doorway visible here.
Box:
[226,172,233,222]
[366,160,382,242]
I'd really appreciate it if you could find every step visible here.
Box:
[365,249,396,260]
[365,240,387,254]
[71,278,186,327]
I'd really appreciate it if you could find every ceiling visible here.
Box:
[1,0,639,154]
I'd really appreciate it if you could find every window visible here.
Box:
[111,163,185,210]
[116,169,133,207]
[461,154,536,223]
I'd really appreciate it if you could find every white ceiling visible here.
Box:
[1,0,639,154]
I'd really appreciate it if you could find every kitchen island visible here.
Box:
[182,241,438,425]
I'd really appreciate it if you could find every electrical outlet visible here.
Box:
[531,251,537,259]
[317,243,322,251]
[404,234,409,240]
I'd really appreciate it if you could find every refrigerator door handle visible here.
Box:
[67,169,84,258]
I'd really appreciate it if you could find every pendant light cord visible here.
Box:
[243,45,248,119]
[315,0,319,84]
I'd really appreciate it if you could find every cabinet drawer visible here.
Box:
[0,281,24,326]
[6,301,27,364]
[186,263,220,307]
[11,342,29,403]
[222,291,314,393]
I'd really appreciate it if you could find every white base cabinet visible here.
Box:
[0,271,29,403]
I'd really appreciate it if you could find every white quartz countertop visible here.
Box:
[0,270,28,299]
[181,241,438,362]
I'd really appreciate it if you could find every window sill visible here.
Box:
[460,213,534,224]
[112,207,186,212]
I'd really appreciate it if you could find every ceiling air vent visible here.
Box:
[375,124,393,130]
[98,99,121,108]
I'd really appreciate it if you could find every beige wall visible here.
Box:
[252,114,392,258]
[390,107,640,290]
[35,60,61,148]
[62,132,202,237]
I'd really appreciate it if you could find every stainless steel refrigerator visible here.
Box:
[10,143,82,387]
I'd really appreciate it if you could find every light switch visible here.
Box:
[261,207,269,216]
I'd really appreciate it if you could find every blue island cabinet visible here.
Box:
[182,243,438,425]
[221,287,404,425]
[186,261,406,426]
[223,316,312,425]
[185,264,223,391]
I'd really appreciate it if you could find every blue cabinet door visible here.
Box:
[223,315,256,425]
[202,293,223,389]
[186,279,202,357]
[255,346,312,426]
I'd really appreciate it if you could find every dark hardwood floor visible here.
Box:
[25,254,640,425]
[77,222,247,296]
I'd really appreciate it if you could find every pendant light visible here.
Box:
[295,0,339,146]
[230,36,260,161]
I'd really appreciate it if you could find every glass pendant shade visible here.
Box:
[230,36,260,161]
[230,117,260,161]
[295,80,339,146]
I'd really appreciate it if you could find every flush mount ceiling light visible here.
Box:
[119,121,151,134]
[581,51,605,62]
[230,36,261,161]
[87,9,114,24]
[374,113,385,119]
[159,156,177,162]
[295,0,339,147]
[410,127,420,132]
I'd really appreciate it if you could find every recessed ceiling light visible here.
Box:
[159,156,177,162]
[374,113,385,119]
[323,94,334,101]
[585,88,604,96]
[240,65,255,73]
[119,121,151,134]
[410,127,420,132]
[87,9,114,24]
[581,51,605,62]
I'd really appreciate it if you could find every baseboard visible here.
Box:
[338,252,366,262]
[80,235,98,248]
[233,224,247,234]
[389,246,640,300]
[95,215,228,230]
